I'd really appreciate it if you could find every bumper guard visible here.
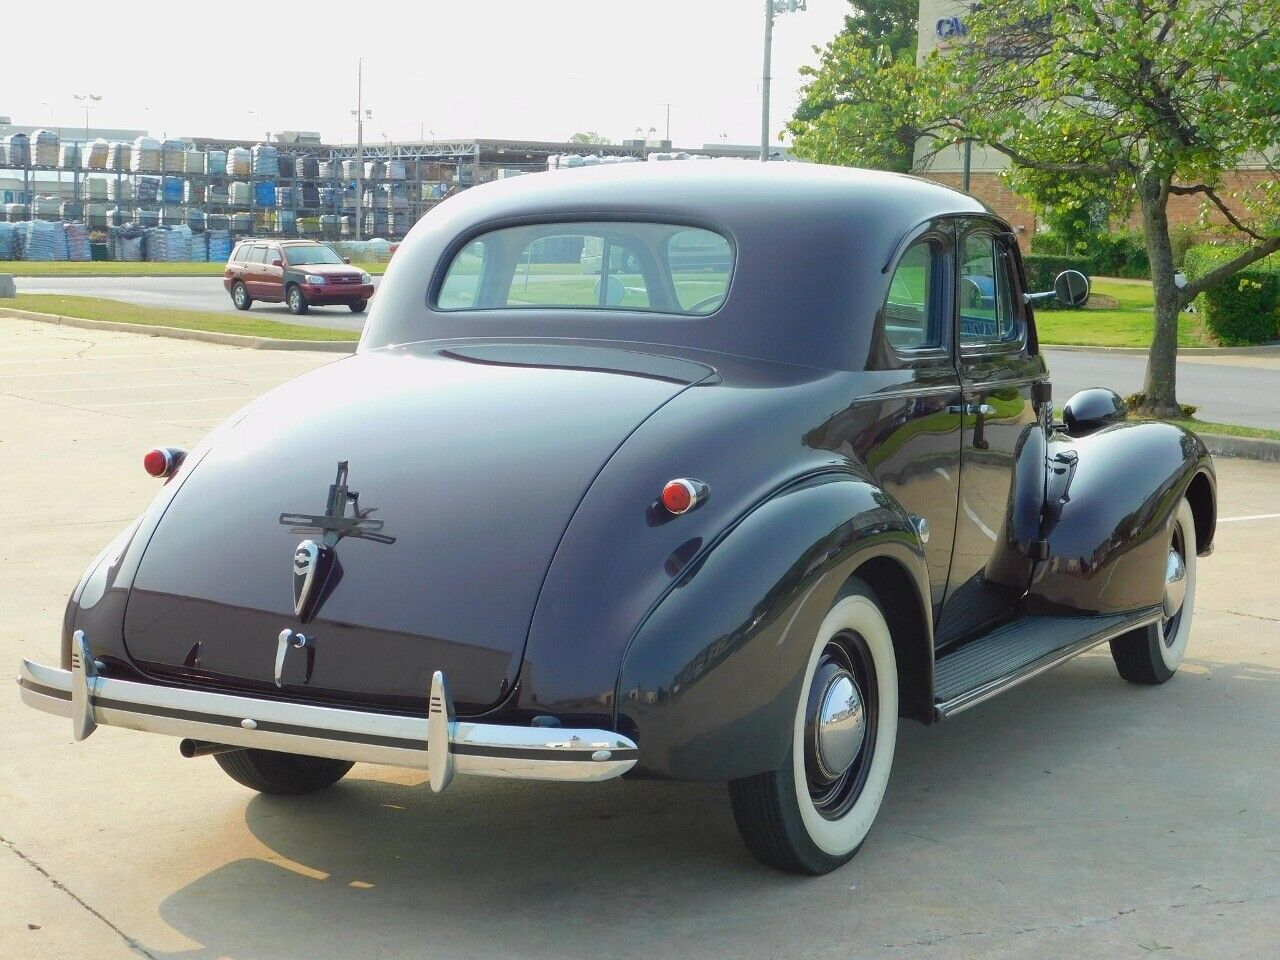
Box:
[18,632,637,792]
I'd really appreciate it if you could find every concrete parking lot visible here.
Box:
[2,319,1277,960]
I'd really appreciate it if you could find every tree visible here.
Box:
[918,0,1280,417]
[568,131,613,146]
[788,0,920,171]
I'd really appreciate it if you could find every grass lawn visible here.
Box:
[1036,277,1210,348]
[1140,416,1280,442]
[3,294,357,342]
[0,260,388,277]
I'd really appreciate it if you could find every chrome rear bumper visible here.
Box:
[18,632,637,792]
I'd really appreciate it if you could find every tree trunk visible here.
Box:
[1139,176,1184,418]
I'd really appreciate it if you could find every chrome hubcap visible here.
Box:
[813,672,866,780]
[1164,546,1186,621]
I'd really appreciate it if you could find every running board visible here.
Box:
[934,608,1162,719]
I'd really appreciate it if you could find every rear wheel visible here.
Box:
[231,281,252,311]
[349,299,368,313]
[728,581,899,874]
[1110,498,1197,684]
[286,284,309,315]
[215,749,353,795]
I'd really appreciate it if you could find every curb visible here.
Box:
[2,308,357,353]
[1198,432,1280,463]
[1044,343,1280,356]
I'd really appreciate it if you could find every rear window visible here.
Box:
[435,222,733,316]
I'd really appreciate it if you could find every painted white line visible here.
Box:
[1219,513,1280,523]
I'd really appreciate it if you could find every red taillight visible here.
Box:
[143,447,186,479]
[662,478,707,515]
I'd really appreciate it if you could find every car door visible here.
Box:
[860,226,964,623]
[242,245,268,297]
[935,219,1048,646]
[261,243,285,301]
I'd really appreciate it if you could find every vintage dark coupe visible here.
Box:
[20,162,1216,874]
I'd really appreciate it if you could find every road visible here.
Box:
[2,319,1277,959]
[11,275,1280,427]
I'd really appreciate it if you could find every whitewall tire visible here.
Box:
[729,581,899,874]
[1111,497,1198,684]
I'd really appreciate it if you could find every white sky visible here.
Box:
[6,1,849,147]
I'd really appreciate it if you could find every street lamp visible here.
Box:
[351,57,373,240]
[760,0,807,162]
[73,93,102,148]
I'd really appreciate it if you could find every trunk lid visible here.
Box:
[123,342,710,714]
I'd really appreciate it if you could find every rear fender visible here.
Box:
[1028,421,1214,615]
[614,473,932,782]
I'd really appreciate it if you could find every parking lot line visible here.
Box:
[1219,512,1280,523]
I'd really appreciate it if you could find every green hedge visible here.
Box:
[1031,230,1150,278]
[1090,231,1150,278]
[1183,244,1280,346]
[1022,254,1092,308]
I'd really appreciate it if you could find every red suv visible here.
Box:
[224,239,375,315]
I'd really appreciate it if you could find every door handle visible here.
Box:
[948,403,995,416]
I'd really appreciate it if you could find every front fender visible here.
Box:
[1028,421,1214,615]
[615,474,930,782]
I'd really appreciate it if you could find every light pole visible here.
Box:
[351,58,372,240]
[761,0,807,162]
[73,93,101,148]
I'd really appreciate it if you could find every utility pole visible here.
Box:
[761,1,806,162]
[662,102,673,143]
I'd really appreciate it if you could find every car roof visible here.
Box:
[366,161,997,371]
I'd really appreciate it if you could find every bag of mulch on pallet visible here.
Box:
[189,231,208,261]
[0,222,15,259]
[207,150,227,176]
[83,138,110,169]
[64,222,91,261]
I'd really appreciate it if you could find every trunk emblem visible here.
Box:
[280,461,395,623]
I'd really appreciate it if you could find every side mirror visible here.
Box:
[271,258,283,268]
[1054,269,1090,307]
[1024,269,1091,308]
[1062,388,1126,437]
[342,256,352,264]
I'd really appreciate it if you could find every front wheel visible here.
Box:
[215,749,353,795]
[729,582,899,874]
[349,299,368,313]
[286,284,309,315]
[1110,497,1198,684]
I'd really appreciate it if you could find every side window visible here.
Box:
[438,239,487,308]
[882,239,943,351]
[230,243,244,262]
[959,232,1019,346]
[265,245,281,265]
[247,246,267,264]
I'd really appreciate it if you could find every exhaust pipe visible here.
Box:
[179,738,245,758]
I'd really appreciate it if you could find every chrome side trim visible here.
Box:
[934,611,1162,719]
[17,656,637,788]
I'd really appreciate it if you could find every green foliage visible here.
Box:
[1090,232,1150,279]
[1032,230,1149,278]
[1183,244,1280,345]
[1022,254,1091,306]
[1169,225,1203,270]
[787,38,920,172]
[1123,394,1197,419]
[568,132,613,146]
[788,0,920,172]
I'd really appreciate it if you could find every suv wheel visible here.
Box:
[231,282,252,311]
[287,284,309,315]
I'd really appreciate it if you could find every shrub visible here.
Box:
[1031,230,1069,256]
[1169,224,1203,270]
[1022,254,1092,307]
[1090,230,1150,278]
[1183,243,1280,345]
